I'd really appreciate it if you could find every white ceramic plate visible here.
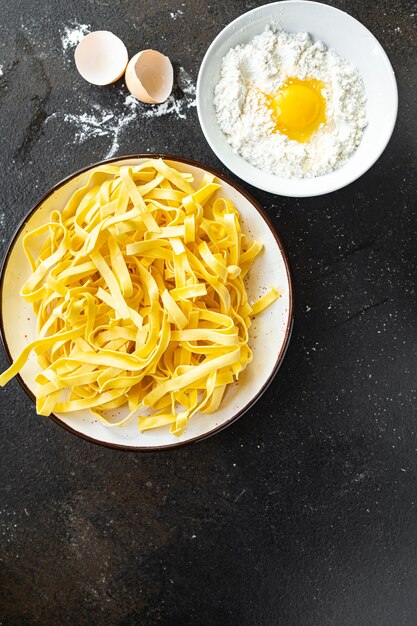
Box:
[0,155,293,450]
[197,0,398,197]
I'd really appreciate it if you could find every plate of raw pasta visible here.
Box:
[0,155,293,449]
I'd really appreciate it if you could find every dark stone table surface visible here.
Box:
[0,1,416,624]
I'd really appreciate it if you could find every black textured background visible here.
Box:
[1,1,417,624]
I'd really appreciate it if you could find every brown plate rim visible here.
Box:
[0,153,294,451]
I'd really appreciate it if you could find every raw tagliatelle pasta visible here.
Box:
[0,159,279,436]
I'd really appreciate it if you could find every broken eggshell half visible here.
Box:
[125,50,173,104]
[75,31,128,86]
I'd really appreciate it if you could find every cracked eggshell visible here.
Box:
[75,31,128,86]
[125,50,173,104]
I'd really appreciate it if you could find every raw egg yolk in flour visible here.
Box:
[267,78,326,142]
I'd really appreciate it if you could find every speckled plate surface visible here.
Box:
[0,155,293,450]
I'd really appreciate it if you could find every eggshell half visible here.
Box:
[75,31,128,86]
[125,50,173,104]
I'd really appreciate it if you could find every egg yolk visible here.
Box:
[267,78,326,142]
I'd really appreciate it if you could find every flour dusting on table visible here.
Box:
[0,212,6,244]
[214,27,367,178]
[170,9,184,19]
[61,22,90,51]
[48,67,196,157]
[62,109,135,158]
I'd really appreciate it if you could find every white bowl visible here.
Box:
[197,0,398,197]
[0,155,293,450]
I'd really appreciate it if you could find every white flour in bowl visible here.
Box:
[213,27,367,179]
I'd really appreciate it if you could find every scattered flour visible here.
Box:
[0,212,6,244]
[47,68,196,157]
[0,65,3,76]
[61,22,90,51]
[61,110,132,158]
[0,507,18,543]
[170,9,184,19]
[214,26,367,179]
